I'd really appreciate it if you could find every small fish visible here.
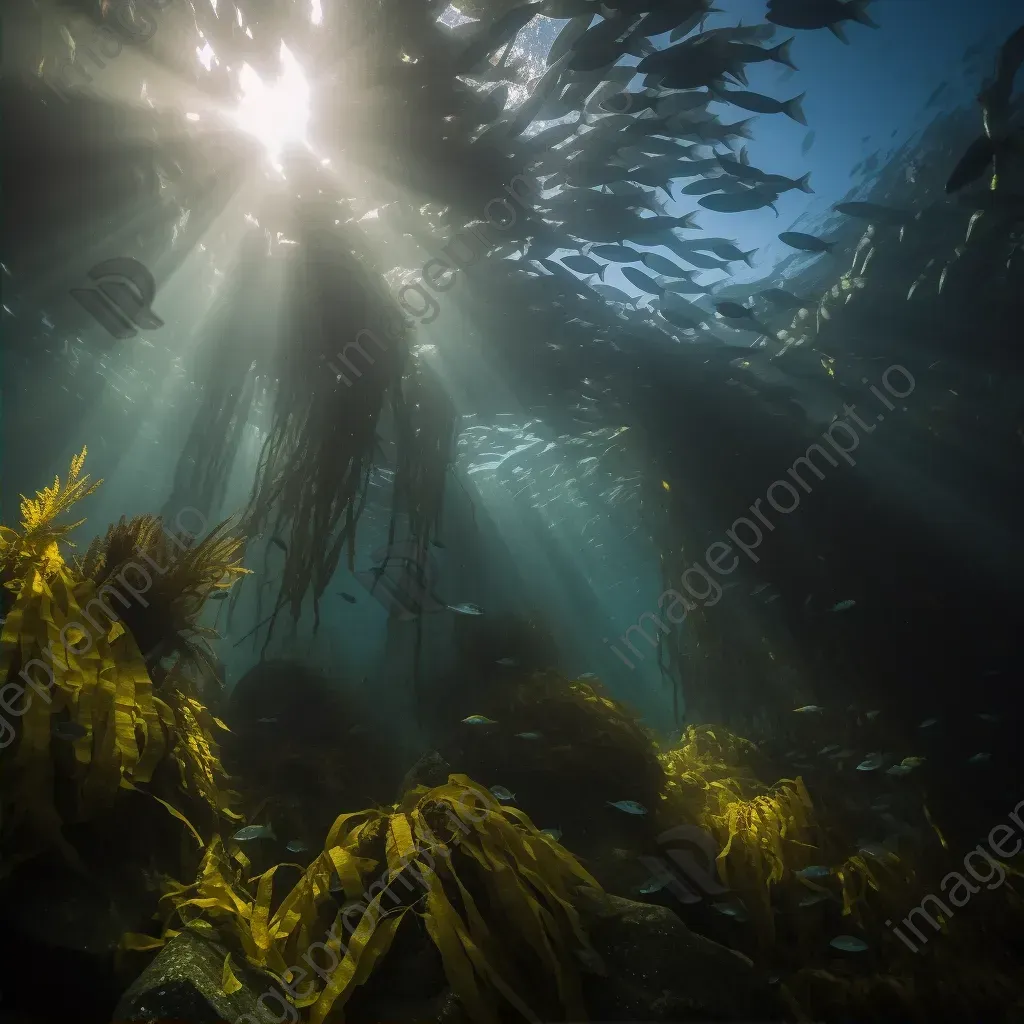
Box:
[834,201,913,226]
[798,889,832,907]
[269,536,288,552]
[496,657,519,667]
[577,672,598,680]
[801,129,816,154]
[830,934,869,953]
[339,592,357,604]
[489,785,516,802]
[793,705,824,714]
[638,878,666,894]
[900,756,926,768]
[208,591,230,601]
[918,718,938,729]
[796,865,832,879]
[751,583,770,595]
[818,744,839,755]
[256,717,278,724]
[711,86,807,124]
[607,800,647,815]
[431,540,446,548]
[448,602,484,616]
[699,188,780,214]
[831,599,856,612]
[857,754,884,771]
[462,714,497,726]
[830,748,855,759]
[286,839,309,854]
[515,731,543,740]
[976,713,999,723]
[53,720,88,741]
[540,827,562,841]
[716,300,756,321]
[779,231,835,254]
[885,764,913,777]
[233,823,276,842]
[967,752,991,764]
[865,710,881,720]
[712,900,750,921]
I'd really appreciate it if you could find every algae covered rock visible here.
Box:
[576,887,783,1022]
[113,930,269,1024]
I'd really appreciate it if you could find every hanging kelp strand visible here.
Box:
[244,208,410,639]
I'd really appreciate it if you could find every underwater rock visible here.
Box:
[399,749,453,795]
[575,887,782,1021]
[223,658,400,833]
[113,930,267,1023]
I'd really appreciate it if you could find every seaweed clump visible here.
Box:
[131,774,601,1023]
[658,724,818,946]
[444,671,666,841]
[0,448,244,870]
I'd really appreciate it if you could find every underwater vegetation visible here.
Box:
[2,0,1023,1019]
[659,724,818,947]
[0,448,245,872]
[128,774,600,1024]
[2,472,1024,1021]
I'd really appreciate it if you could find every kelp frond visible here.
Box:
[0,571,238,865]
[659,725,818,943]
[0,445,101,589]
[243,223,409,639]
[75,512,249,680]
[1,450,241,866]
[136,775,601,1023]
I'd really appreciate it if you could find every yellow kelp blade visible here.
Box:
[309,898,411,1024]
[221,953,243,995]
[421,877,498,1024]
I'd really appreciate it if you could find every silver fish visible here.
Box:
[607,799,647,815]
[448,602,484,616]
[712,86,807,124]
[712,900,750,921]
[796,865,831,879]
[232,823,276,842]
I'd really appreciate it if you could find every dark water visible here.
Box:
[1,2,1023,1022]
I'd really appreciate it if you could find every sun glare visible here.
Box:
[233,42,310,168]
